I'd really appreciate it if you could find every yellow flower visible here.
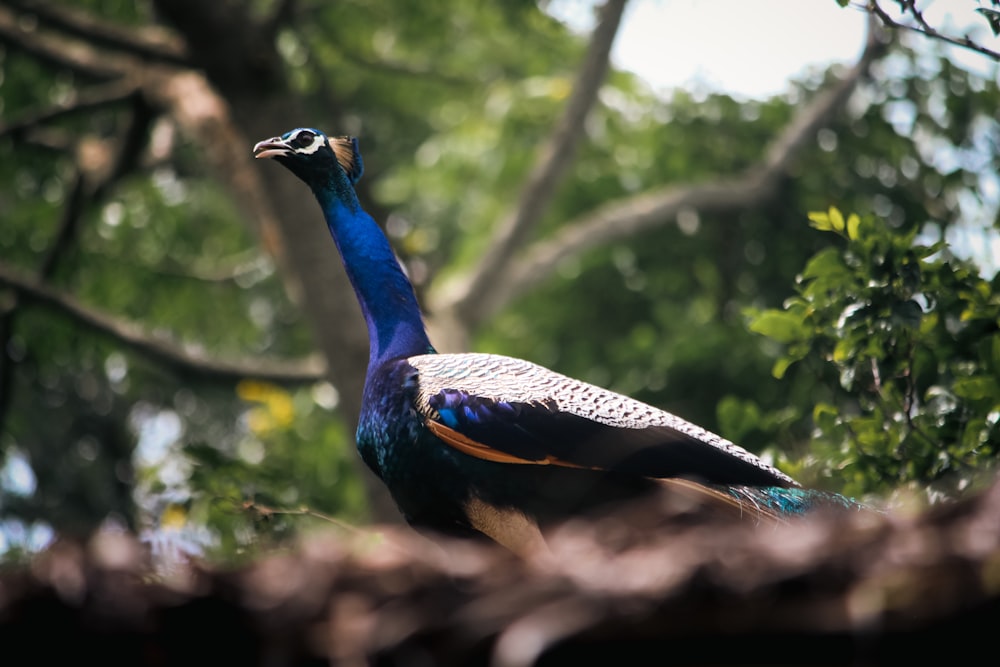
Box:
[237,380,295,434]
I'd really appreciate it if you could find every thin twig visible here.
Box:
[241,500,416,555]
[242,501,369,538]
[864,0,1000,61]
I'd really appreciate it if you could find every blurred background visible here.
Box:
[0,0,998,565]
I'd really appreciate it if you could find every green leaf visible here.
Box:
[919,311,939,334]
[846,213,861,240]
[953,376,1000,400]
[748,309,806,343]
[802,246,848,280]
[808,210,833,231]
[771,356,796,379]
[976,8,1000,36]
[832,337,854,363]
[828,206,845,232]
[812,402,839,428]
[891,300,924,330]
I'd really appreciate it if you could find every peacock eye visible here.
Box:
[293,131,315,149]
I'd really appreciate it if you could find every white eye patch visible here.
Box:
[291,130,326,155]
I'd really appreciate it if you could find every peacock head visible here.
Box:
[253,128,364,193]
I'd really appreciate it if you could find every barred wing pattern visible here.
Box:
[409,353,797,488]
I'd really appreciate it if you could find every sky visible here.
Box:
[550,0,870,98]
[550,0,998,99]
[612,0,869,98]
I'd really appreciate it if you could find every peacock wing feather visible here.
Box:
[409,352,796,488]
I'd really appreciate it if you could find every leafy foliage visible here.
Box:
[134,381,368,563]
[747,208,1000,502]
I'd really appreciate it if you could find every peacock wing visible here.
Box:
[408,352,795,487]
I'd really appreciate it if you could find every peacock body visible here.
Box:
[253,128,864,553]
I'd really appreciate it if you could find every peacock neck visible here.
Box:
[314,188,435,370]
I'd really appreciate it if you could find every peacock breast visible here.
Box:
[357,360,419,477]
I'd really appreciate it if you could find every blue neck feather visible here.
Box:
[311,184,435,370]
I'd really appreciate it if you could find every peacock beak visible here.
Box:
[252,137,291,159]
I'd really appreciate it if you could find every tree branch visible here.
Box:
[441,16,885,326]
[37,171,88,280]
[82,248,276,286]
[0,264,325,385]
[0,80,141,139]
[0,4,127,80]
[13,126,75,153]
[38,94,155,282]
[5,0,189,64]
[435,0,629,327]
[864,0,1000,61]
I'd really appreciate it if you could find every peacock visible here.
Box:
[253,128,864,554]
